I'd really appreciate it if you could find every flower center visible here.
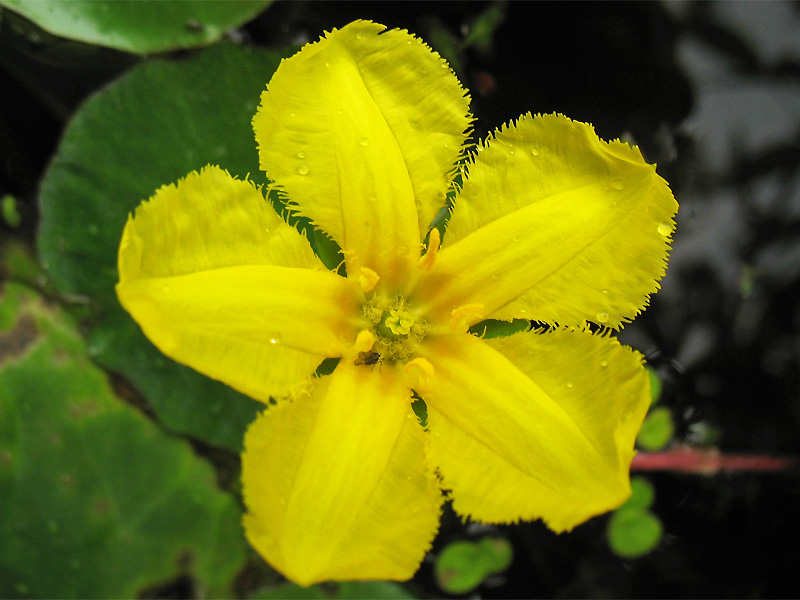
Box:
[357,293,429,366]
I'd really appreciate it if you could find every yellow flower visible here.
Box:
[116,20,678,586]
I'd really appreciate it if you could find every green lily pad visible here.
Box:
[623,476,656,511]
[647,366,662,404]
[434,536,513,594]
[37,43,294,451]
[0,282,246,598]
[637,406,675,452]
[607,507,663,559]
[252,581,417,600]
[0,0,271,54]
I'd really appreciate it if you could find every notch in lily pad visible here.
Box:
[434,536,513,594]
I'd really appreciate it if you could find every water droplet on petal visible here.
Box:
[602,289,608,295]
[600,360,608,368]
[530,148,539,156]
[396,245,409,257]
[612,179,625,190]
[509,145,515,155]
[269,334,282,345]
[296,151,305,159]
[566,381,574,389]
[596,312,609,323]
[298,164,309,175]
[658,223,672,237]
[360,137,370,146]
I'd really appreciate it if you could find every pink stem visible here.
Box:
[631,446,795,475]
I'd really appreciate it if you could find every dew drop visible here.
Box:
[269,334,282,344]
[509,145,515,155]
[596,312,609,323]
[296,150,306,159]
[566,382,574,389]
[612,179,625,190]
[600,360,608,368]
[396,245,409,257]
[297,164,309,175]
[356,33,362,40]
[360,137,370,146]
[324,61,330,68]
[658,223,672,237]
[530,148,539,156]
[602,289,608,295]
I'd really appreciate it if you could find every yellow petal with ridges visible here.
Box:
[242,363,442,585]
[118,165,321,280]
[420,329,649,531]
[253,20,472,291]
[117,166,359,403]
[118,266,359,403]
[413,113,678,329]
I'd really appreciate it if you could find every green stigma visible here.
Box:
[385,309,415,336]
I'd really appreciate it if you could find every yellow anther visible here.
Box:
[385,309,415,336]
[417,228,441,272]
[404,357,435,392]
[358,267,380,292]
[449,303,485,332]
[354,329,376,353]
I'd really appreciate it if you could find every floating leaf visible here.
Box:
[0,282,247,598]
[637,406,675,451]
[468,318,530,338]
[624,476,656,510]
[251,581,416,600]
[1,194,21,228]
[647,366,662,404]
[0,0,271,54]
[607,508,663,559]
[37,43,294,451]
[434,537,513,594]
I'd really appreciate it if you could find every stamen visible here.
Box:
[404,357,435,392]
[417,228,441,272]
[354,329,376,353]
[450,303,485,332]
[359,267,380,292]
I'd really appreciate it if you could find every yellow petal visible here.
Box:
[242,363,442,585]
[118,165,321,280]
[117,166,359,402]
[253,20,472,290]
[420,329,649,531]
[118,266,358,403]
[413,114,678,329]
